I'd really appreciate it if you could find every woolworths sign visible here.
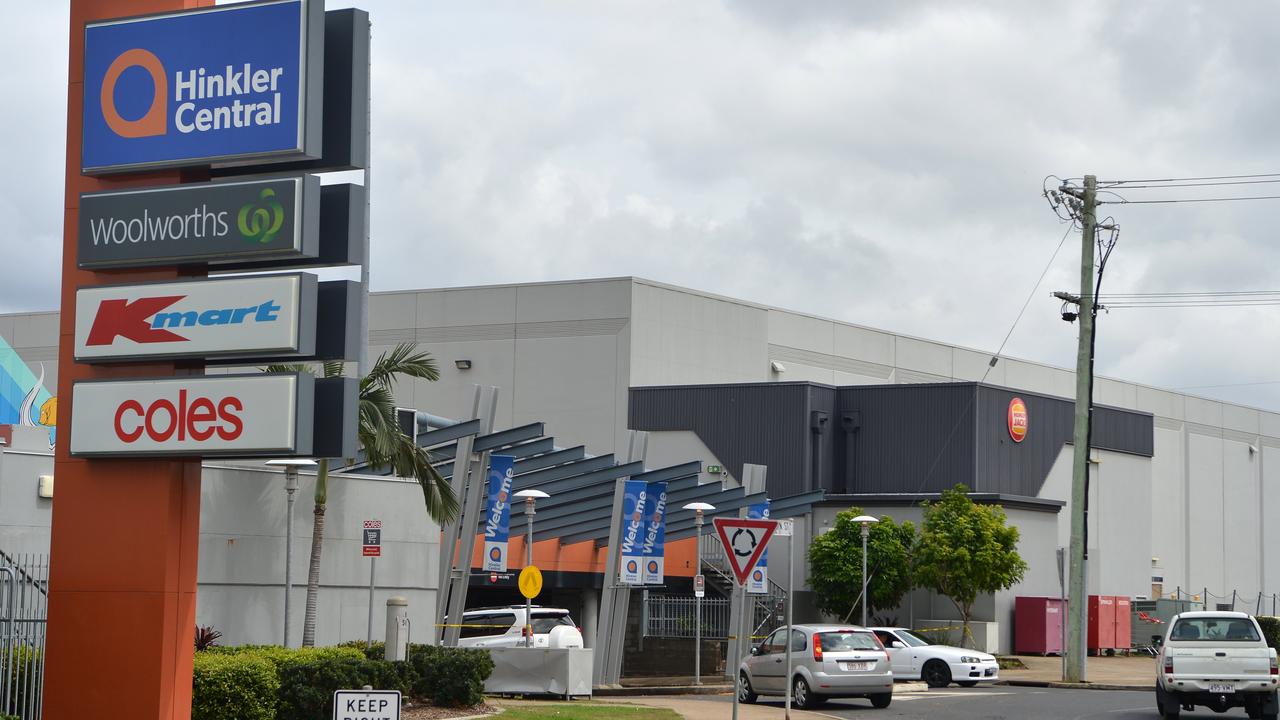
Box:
[78,176,320,268]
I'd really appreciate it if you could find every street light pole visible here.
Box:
[683,501,716,686]
[852,515,879,627]
[266,458,316,648]
[515,489,549,648]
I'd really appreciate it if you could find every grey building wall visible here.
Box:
[0,427,441,648]
[3,274,1279,639]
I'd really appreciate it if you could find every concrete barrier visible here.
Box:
[485,647,594,698]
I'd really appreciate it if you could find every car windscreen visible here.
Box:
[530,614,575,634]
[896,630,932,647]
[817,631,881,651]
[1169,617,1260,642]
[459,613,516,638]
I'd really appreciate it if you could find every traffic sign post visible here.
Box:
[364,520,381,645]
[713,517,778,720]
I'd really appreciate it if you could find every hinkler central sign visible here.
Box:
[82,0,324,174]
[69,373,314,457]
[74,273,317,362]
[79,176,320,268]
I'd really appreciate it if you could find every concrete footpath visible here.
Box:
[999,653,1155,690]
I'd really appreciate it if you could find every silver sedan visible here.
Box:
[739,624,893,710]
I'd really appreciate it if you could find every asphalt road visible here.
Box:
[733,685,1258,719]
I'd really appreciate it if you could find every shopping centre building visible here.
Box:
[1,275,1275,655]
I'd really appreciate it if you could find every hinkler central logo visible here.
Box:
[100,49,288,139]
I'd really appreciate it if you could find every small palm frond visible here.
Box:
[361,343,439,394]
[321,360,346,379]
[358,386,400,464]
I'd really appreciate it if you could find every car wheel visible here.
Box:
[869,693,892,709]
[1156,685,1180,719]
[922,659,952,688]
[738,671,757,704]
[793,675,817,710]
[957,681,979,688]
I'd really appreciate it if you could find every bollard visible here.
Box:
[385,596,410,661]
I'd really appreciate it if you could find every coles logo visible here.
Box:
[1008,397,1028,443]
[114,389,243,444]
[86,295,282,346]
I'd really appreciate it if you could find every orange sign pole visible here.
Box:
[44,2,211,718]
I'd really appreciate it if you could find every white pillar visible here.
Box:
[582,588,600,649]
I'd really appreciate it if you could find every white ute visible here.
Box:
[1155,611,1278,719]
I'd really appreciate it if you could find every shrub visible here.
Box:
[4,645,40,711]
[276,657,404,720]
[192,652,278,720]
[1258,616,1280,650]
[195,625,223,651]
[427,648,491,702]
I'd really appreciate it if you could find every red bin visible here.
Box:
[1015,596,1066,655]
[1112,596,1131,651]
[1088,595,1116,651]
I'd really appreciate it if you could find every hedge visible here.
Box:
[193,643,493,717]
[192,653,278,720]
[1258,616,1280,650]
[4,645,40,713]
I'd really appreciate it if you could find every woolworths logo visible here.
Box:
[237,188,285,244]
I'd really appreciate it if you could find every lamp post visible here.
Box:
[852,515,879,627]
[514,488,549,648]
[266,458,316,647]
[682,502,715,685]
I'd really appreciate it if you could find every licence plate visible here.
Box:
[840,661,871,671]
[1208,684,1235,694]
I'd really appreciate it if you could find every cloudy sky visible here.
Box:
[5,1,1280,410]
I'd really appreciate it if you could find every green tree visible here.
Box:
[269,343,459,646]
[807,508,916,623]
[914,484,1028,647]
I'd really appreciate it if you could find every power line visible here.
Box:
[908,223,1075,498]
[1097,178,1280,190]
[1099,172,1280,185]
[1101,194,1280,205]
[1098,290,1280,298]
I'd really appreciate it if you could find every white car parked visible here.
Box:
[452,605,584,649]
[871,627,999,688]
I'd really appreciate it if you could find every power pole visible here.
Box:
[1064,174,1097,683]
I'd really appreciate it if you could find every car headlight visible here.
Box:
[960,656,981,664]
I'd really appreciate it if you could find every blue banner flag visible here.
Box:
[747,500,770,593]
[641,482,669,584]
[618,480,649,585]
[483,455,516,572]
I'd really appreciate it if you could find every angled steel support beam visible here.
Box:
[474,422,544,452]
[511,445,586,474]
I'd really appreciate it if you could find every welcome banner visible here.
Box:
[618,479,649,585]
[641,481,668,584]
[747,500,770,594]
[482,455,516,572]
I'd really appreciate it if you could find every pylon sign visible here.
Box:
[712,517,777,586]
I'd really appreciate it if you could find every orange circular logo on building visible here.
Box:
[1008,397,1028,443]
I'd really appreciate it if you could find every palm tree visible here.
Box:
[268,343,459,646]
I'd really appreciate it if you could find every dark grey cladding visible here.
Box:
[629,381,1153,501]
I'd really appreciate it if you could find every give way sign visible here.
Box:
[713,517,778,586]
